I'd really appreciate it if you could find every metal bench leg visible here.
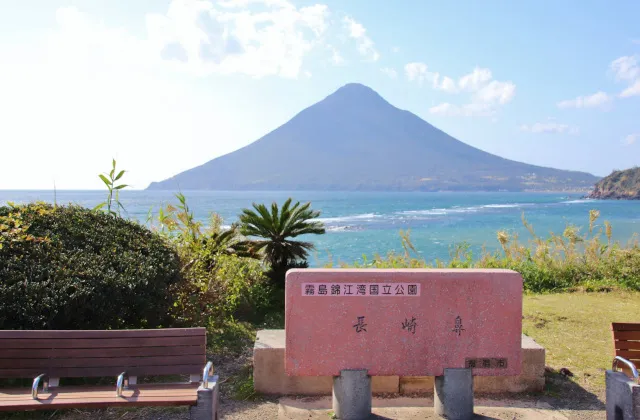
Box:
[190,375,220,420]
[606,370,640,420]
[434,368,474,420]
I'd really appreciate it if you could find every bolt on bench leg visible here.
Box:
[434,368,473,420]
[190,375,220,420]
[332,369,371,420]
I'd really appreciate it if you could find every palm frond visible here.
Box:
[238,198,325,270]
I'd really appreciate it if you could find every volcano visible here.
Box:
[147,83,598,191]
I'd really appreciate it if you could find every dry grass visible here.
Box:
[523,291,640,399]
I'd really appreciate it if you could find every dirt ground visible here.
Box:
[3,349,604,420]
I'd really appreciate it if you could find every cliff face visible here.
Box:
[587,167,640,200]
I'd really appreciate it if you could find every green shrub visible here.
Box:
[0,203,181,330]
[171,250,274,329]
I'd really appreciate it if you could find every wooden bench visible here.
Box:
[0,328,219,419]
[611,322,640,380]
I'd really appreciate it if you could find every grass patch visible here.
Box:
[229,365,257,401]
[523,291,640,399]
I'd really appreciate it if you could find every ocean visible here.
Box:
[1,190,639,266]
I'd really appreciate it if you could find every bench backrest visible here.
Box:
[0,328,206,379]
[612,323,640,368]
[285,269,523,377]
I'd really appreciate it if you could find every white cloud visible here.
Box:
[330,46,344,65]
[422,66,515,117]
[434,75,457,93]
[404,62,433,85]
[343,16,379,61]
[380,67,397,79]
[620,80,640,97]
[556,91,611,109]
[473,80,516,105]
[145,0,333,78]
[458,67,493,91]
[623,133,639,145]
[610,55,640,81]
[609,55,640,98]
[404,63,463,93]
[520,122,580,135]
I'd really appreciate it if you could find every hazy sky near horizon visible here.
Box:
[1,1,639,190]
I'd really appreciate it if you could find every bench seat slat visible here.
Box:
[1,336,204,349]
[0,355,204,369]
[0,383,198,398]
[0,345,205,359]
[0,328,205,340]
[0,364,203,378]
[0,384,199,411]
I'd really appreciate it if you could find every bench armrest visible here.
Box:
[31,374,49,400]
[202,362,214,388]
[612,356,639,383]
[116,371,129,397]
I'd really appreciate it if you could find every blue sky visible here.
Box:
[0,0,639,189]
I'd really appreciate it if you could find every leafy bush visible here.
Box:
[333,211,640,293]
[146,194,274,335]
[171,252,274,329]
[0,203,181,330]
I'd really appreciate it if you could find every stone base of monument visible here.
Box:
[253,330,546,396]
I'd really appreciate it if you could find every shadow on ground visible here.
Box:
[539,368,605,412]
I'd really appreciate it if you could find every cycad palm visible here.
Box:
[239,198,325,271]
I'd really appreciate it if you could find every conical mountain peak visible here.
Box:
[324,83,389,106]
[148,84,598,192]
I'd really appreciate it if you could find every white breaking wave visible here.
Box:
[397,203,528,217]
[397,208,449,216]
[317,213,379,223]
[481,203,523,208]
[326,225,360,232]
[318,203,533,228]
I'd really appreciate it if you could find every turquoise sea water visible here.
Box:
[1,190,639,266]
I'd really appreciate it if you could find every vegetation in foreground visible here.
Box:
[0,203,181,330]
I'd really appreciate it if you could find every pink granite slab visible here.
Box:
[285,269,523,377]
